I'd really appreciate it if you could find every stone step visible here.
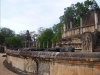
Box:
[94,49,100,52]
[95,46,100,49]
[75,48,82,50]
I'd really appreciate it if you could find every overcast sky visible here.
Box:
[1,0,100,34]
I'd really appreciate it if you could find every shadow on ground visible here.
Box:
[2,55,7,57]
[3,60,28,75]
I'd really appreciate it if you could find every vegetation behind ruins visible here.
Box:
[0,0,100,48]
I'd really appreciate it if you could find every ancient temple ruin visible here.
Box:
[23,30,33,48]
[5,8,100,75]
[61,8,100,52]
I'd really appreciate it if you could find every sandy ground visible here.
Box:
[0,53,17,75]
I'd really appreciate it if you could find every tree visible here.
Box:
[52,23,62,43]
[60,0,99,27]
[38,27,45,36]
[0,33,5,45]
[5,36,23,49]
[30,31,38,40]
[38,28,54,48]
[0,27,15,38]
[84,0,99,9]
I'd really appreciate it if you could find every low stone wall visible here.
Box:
[6,50,100,75]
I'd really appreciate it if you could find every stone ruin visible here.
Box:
[21,31,75,52]
[23,30,33,48]
[20,8,100,52]
[60,8,100,52]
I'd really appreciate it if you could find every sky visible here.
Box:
[1,0,100,34]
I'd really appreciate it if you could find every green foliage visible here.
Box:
[0,27,15,46]
[5,36,23,48]
[38,28,54,48]
[0,33,5,45]
[38,0,99,48]
[37,23,62,48]
[60,0,99,27]
[0,27,15,38]
[52,23,62,43]
[38,27,45,36]
[0,0,99,49]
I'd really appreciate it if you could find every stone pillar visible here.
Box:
[94,10,98,29]
[63,24,66,38]
[67,24,69,30]
[56,42,58,47]
[34,38,36,47]
[70,21,73,36]
[52,42,54,48]
[47,41,49,48]
[80,17,83,34]
[70,21,72,29]
[29,41,30,47]
[36,42,37,48]
[61,27,63,34]
[63,24,66,32]
[39,42,40,48]
[43,42,44,48]
[25,41,26,48]
[4,46,7,52]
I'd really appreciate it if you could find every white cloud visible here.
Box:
[1,0,100,33]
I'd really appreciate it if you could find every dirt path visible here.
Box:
[0,53,17,75]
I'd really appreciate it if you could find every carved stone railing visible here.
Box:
[62,27,80,38]
[82,25,95,33]
[6,50,100,75]
[6,50,100,61]
[62,25,95,38]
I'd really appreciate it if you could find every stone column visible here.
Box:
[36,42,37,48]
[63,24,66,32]
[43,42,44,48]
[34,38,36,47]
[4,46,7,52]
[67,24,68,30]
[52,42,54,48]
[70,21,73,36]
[39,42,40,48]
[70,21,72,29]
[56,42,58,47]
[25,41,26,48]
[94,10,98,29]
[80,17,83,34]
[61,27,63,38]
[47,41,49,48]
[63,24,66,38]
[28,41,30,47]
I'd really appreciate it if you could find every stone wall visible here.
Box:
[6,50,100,75]
[83,10,95,26]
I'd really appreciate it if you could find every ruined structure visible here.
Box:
[5,9,100,75]
[23,30,33,48]
[6,50,100,75]
[61,8,100,52]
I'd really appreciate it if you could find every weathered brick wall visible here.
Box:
[50,61,100,75]
[38,61,50,75]
[83,10,95,26]
[83,9,100,26]
[6,50,100,75]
